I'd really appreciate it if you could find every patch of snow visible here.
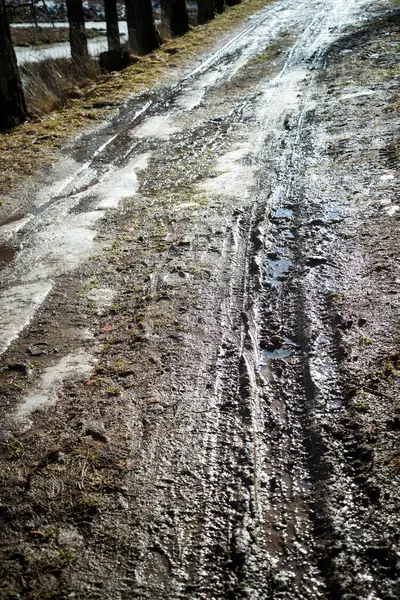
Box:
[17,351,96,417]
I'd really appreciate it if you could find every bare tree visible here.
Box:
[125,0,161,55]
[65,0,88,65]
[0,0,27,131]
[42,0,56,27]
[104,0,121,51]
[161,0,189,37]
[197,0,214,25]
[30,0,38,26]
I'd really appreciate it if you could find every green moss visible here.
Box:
[106,385,122,397]
[380,356,398,381]
[1,438,25,459]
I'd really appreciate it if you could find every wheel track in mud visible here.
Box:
[251,7,400,599]
[163,1,390,596]
[120,12,328,597]
[123,5,358,594]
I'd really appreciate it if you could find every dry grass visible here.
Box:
[21,57,101,117]
[0,0,276,198]
[11,26,104,47]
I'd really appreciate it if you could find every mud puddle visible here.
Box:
[260,340,296,380]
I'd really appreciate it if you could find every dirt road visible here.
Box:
[0,0,399,598]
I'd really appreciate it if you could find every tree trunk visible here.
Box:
[0,0,27,132]
[65,0,88,66]
[125,0,137,52]
[160,0,170,34]
[31,0,38,27]
[213,0,225,14]
[169,0,189,36]
[225,0,241,6]
[197,0,214,25]
[104,0,121,51]
[125,0,161,55]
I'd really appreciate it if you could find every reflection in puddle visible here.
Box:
[132,116,178,140]
[261,341,296,381]
[264,347,294,360]
[325,210,342,223]
[269,258,292,284]
[273,207,293,219]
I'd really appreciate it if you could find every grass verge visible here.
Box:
[21,58,101,118]
[0,0,275,201]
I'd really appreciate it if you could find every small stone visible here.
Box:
[26,343,50,356]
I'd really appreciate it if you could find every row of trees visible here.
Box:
[0,0,243,132]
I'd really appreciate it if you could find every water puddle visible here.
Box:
[0,282,52,356]
[264,347,294,360]
[272,207,293,220]
[380,172,395,182]
[268,257,292,285]
[175,69,222,111]
[132,116,178,140]
[95,152,150,209]
[261,340,296,381]
[200,143,256,199]
[0,216,31,243]
[325,210,343,223]
[386,205,399,217]
[340,90,375,101]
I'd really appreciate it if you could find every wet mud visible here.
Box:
[0,0,399,599]
[0,246,15,268]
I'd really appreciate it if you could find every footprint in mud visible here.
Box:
[307,211,344,229]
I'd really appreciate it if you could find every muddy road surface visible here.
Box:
[0,0,399,598]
